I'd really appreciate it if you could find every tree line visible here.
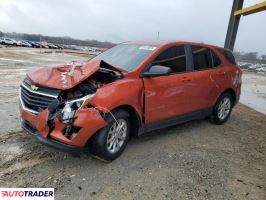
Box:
[0,31,115,48]
[234,51,266,63]
[1,31,266,62]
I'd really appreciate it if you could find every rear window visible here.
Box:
[218,49,236,65]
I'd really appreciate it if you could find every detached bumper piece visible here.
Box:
[21,120,82,157]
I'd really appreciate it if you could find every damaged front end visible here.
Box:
[19,60,122,156]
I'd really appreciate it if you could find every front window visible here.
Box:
[92,44,157,71]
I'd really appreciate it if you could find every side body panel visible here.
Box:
[143,74,193,123]
[90,77,144,121]
[141,44,242,125]
[181,69,220,110]
[210,48,242,104]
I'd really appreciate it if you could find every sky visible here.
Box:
[0,0,265,54]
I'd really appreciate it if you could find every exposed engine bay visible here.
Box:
[63,67,122,101]
[50,66,122,139]
[48,65,122,119]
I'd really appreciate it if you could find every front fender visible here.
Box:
[91,78,143,118]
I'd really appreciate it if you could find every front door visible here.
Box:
[143,45,192,123]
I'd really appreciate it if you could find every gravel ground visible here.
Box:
[0,48,265,200]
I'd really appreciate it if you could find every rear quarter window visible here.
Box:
[211,50,222,67]
[218,49,236,65]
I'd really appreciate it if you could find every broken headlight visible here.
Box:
[61,94,94,123]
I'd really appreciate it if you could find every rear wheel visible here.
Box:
[210,93,233,125]
[90,109,130,161]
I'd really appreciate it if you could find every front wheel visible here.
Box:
[89,109,130,161]
[210,93,233,125]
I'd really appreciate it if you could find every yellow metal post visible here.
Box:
[225,0,266,50]
[234,1,266,16]
[225,0,244,50]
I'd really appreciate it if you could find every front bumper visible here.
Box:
[19,103,107,155]
[21,120,81,156]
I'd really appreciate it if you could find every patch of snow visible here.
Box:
[240,91,266,115]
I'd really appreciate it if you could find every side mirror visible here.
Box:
[141,65,171,77]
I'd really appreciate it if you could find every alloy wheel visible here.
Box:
[106,119,127,154]
[217,97,231,120]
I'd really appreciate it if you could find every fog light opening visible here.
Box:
[63,125,81,140]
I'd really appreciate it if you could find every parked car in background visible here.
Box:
[20,40,32,47]
[238,63,251,69]
[34,42,48,48]
[248,65,258,70]
[0,38,13,45]
[19,41,242,161]
[0,37,6,44]
[55,44,64,49]
[88,47,97,52]
[27,41,40,48]
[11,39,22,46]
[256,67,266,72]
[47,43,58,49]
[0,38,20,46]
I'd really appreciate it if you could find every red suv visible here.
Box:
[19,41,242,161]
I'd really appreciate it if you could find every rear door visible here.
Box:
[185,45,220,109]
[143,45,193,123]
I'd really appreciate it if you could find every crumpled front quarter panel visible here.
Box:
[91,78,143,118]
[49,108,107,147]
[72,108,108,146]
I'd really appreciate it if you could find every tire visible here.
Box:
[90,109,130,161]
[210,93,233,125]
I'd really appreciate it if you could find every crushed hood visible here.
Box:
[27,60,122,90]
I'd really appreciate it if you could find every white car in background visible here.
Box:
[256,67,266,72]
[0,38,21,46]
[0,38,15,45]
[248,64,261,70]
[248,66,256,70]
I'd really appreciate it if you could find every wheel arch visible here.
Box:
[110,105,142,137]
[219,88,236,106]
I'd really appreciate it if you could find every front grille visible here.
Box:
[20,79,60,113]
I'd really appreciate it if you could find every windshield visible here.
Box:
[92,44,157,71]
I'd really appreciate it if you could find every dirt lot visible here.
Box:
[0,48,266,200]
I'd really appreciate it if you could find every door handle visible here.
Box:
[216,71,226,76]
[181,77,191,82]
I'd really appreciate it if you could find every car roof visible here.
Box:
[121,40,226,50]
[122,40,171,46]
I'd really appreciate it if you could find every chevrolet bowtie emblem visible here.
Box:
[31,85,38,90]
